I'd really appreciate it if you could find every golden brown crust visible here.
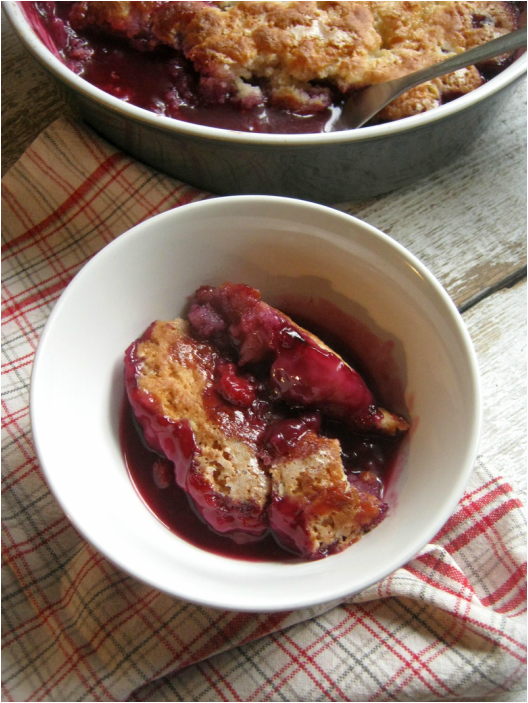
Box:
[70,1,519,116]
[155,1,518,110]
[270,431,382,555]
[70,1,166,48]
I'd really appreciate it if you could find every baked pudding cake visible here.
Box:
[46,0,523,128]
[124,283,409,559]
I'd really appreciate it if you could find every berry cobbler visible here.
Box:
[123,283,409,560]
[25,2,523,133]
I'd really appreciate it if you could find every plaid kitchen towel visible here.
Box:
[2,117,526,702]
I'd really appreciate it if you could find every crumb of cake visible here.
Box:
[70,1,520,117]
[374,64,484,123]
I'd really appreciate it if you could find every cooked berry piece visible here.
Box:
[188,283,409,435]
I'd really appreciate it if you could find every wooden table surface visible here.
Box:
[2,8,526,702]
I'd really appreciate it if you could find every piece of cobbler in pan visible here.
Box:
[61,1,523,124]
[124,283,409,559]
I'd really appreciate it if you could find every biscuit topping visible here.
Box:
[69,1,520,119]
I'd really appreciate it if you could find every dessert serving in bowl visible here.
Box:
[30,196,482,611]
[4,1,527,202]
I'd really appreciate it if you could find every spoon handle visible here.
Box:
[394,26,527,92]
[336,26,526,130]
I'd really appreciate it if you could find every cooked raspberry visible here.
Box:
[152,457,173,489]
[261,414,322,458]
[214,362,256,407]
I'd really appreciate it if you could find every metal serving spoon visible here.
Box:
[329,26,527,131]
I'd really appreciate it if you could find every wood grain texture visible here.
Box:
[463,280,527,505]
[2,4,526,503]
[3,8,526,294]
[438,279,526,703]
[425,285,525,703]
[337,79,527,310]
[1,9,76,175]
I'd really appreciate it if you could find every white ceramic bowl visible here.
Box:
[4,1,527,202]
[30,196,481,612]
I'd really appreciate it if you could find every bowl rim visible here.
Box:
[5,0,527,146]
[29,195,483,611]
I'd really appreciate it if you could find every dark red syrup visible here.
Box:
[120,397,299,561]
[22,1,338,134]
[120,306,406,562]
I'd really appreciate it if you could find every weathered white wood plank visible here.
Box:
[463,280,526,703]
[1,10,525,701]
[3,8,526,308]
[2,8,526,309]
[3,5,525,501]
[1,10,77,175]
[462,279,527,506]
